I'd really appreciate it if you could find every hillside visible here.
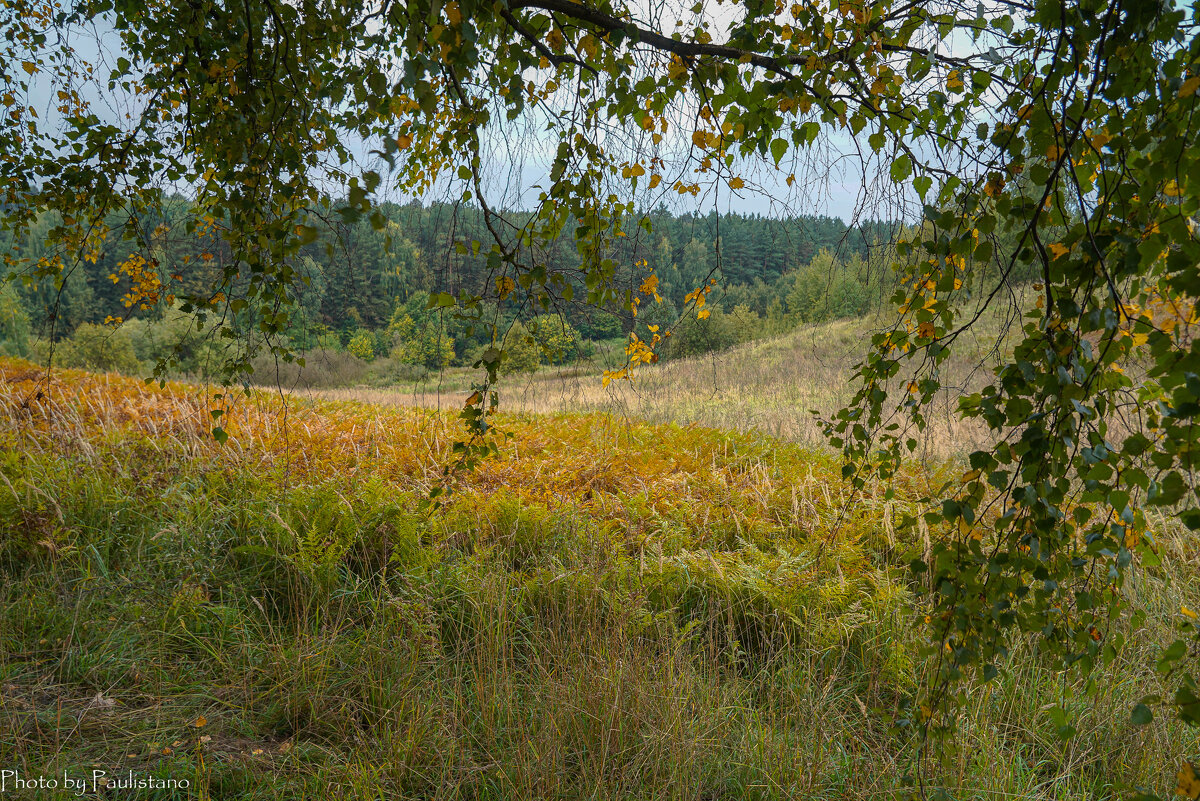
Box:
[0,359,1193,799]
[303,311,1023,462]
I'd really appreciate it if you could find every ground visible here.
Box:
[0,354,1194,800]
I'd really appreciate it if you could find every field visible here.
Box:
[302,311,1022,461]
[0,345,1196,799]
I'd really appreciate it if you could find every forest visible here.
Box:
[1,201,907,378]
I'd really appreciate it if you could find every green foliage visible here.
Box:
[526,314,582,365]
[346,329,376,362]
[821,0,1200,757]
[0,282,30,357]
[122,308,224,377]
[663,306,739,359]
[387,303,455,370]
[500,322,540,375]
[5,0,1200,775]
[575,310,622,341]
[56,323,141,373]
[784,250,873,325]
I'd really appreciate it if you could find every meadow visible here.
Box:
[301,309,1024,462]
[0,342,1196,800]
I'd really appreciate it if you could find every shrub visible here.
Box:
[527,314,583,364]
[388,313,455,369]
[500,321,540,374]
[347,329,376,361]
[57,323,141,373]
[122,308,224,376]
[662,307,738,359]
[576,309,622,341]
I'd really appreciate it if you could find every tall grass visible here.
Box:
[0,359,1194,799]
[303,308,1028,463]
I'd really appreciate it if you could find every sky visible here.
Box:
[19,3,922,226]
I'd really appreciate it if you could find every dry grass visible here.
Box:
[303,313,1019,463]
[0,353,1195,800]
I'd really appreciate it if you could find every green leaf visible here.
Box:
[770,138,788,165]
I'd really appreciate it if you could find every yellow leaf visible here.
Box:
[729,176,745,190]
[917,321,936,338]
[22,61,37,76]
[396,134,413,150]
[1183,606,1198,620]
[602,368,628,387]
[546,28,564,51]
[192,716,207,728]
[947,70,964,91]
[697,308,710,320]
[958,518,980,540]
[445,1,462,25]
[1179,761,1200,800]
[649,174,662,189]
[1048,242,1070,260]
[1181,75,1200,98]
[630,163,645,177]
[496,275,515,300]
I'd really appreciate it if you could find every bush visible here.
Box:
[388,312,455,369]
[727,304,762,344]
[575,310,622,341]
[500,321,540,374]
[347,329,376,361]
[527,314,583,364]
[57,323,141,373]
[662,307,738,359]
[366,357,430,385]
[122,308,224,376]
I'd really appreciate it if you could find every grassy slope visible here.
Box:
[303,310,1026,461]
[0,359,1195,799]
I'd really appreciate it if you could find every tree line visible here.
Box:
[1,198,902,375]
